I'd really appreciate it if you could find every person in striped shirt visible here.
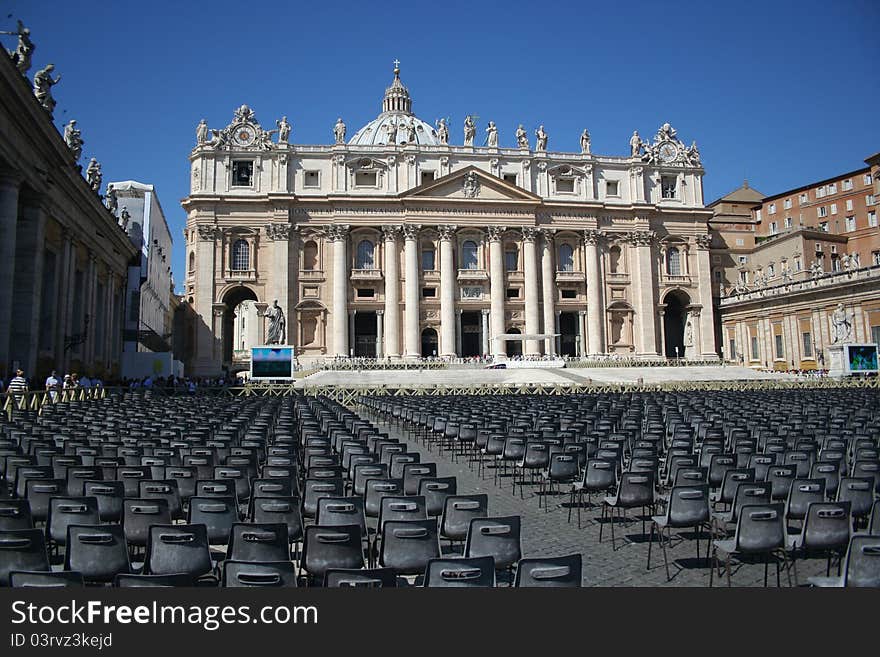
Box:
[8,369,28,403]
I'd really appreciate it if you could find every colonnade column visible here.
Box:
[11,192,47,377]
[0,172,21,377]
[402,224,421,359]
[629,229,658,356]
[54,230,73,374]
[194,225,218,373]
[522,226,540,355]
[584,229,605,356]
[84,252,98,369]
[329,224,350,358]
[540,229,556,356]
[438,224,457,358]
[382,225,400,359]
[376,310,384,359]
[488,226,506,358]
[694,235,718,358]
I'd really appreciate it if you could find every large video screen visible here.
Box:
[847,344,879,373]
[251,346,294,379]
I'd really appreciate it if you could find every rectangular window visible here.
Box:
[828,183,837,194]
[770,221,778,234]
[750,335,759,360]
[506,287,520,299]
[784,217,792,228]
[872,325,880,346]
[605,180,619,196]
[503,173,517,185]
[661,176,677,199]
[768,203,776,215]
[774,334,784,359]
[355,288,374,298]
[843,179,853,191]
[713,270,722,282]
[799,193,808,204]
[735,238,744,246]
[845,199,853,211]
[802,332,813,358]
[421,249,435,271]
[784,199,792,210]
[421,287,436,298]
[819,221,828,232]
[738,255,748,265]
[504,250,518,271]
[304,171,320,187]
[845,216,856,232]
[864,173,873,185]
[560,289,577,300]
[355,171,378,187]
[420,171,435,185]
[830,203,837,215]
[817,186,825,198]
[869,211,878,227]
[231,160,254,186]
[867,195,877,206]
[818,206,827,218]
[756,209,762,221]
[873,251,880,266]
[556,178,575,193]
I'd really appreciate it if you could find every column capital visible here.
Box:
[211,303,226,317]
[486,225,505,242]
[578,310,587,317]
[265,223,294,241]
[694,233,712,250]
[326,223,350,241]
[626,230,656,247]
[197,224,220,241]
[481,308,490,316]
[583,229,606,246]
[521,226,539,242]
[381,224,401,241]
[401,224,421,240]
[437,224,457,240]
[376,309,384,316]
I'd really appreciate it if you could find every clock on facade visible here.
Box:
[659,142,678,164]
[232,124,256,147]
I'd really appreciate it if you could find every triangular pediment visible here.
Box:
[401,166,541,203]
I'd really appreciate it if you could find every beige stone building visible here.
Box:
[182,65,718,375]
[0,52,137,381]
[710,155,880,369]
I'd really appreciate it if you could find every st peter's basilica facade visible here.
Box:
[182,64,716,375]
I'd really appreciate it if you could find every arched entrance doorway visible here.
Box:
[222,286,259,365]
[421,327,438,357]
[353,311,377,357]
[506,327,522,357]
[664,290,690,358]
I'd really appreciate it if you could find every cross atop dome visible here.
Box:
[383,60,411,114]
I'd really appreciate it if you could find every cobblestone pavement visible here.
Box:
[367,411,832,587]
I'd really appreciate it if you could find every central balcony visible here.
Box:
[350,268,383,281]
[457,268,489,282]
[555,270,586,283]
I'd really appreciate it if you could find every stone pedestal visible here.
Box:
[827,344,846,377]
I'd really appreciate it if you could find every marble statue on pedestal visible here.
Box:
[276,116,291,144]
[334,117,346,144]
[463,115,475,146]
[535,125,548,151]
[86,158,102,192]
[264,300,285,344]
[33,63,61,115]
[630,130,642,157]
[3,20,34,75]
[196,119,208,145]
[830,303,853,344]
[515,124,528,149]
[405,119,417,143]
[63,120,83,161]
[119,206,130,231]
[485,121,498,147]
[435,118,448,144]
[580,129,591,154]
[105,185,118,214]
[385,119,398,145]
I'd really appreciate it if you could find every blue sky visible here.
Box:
[4,0,879,291]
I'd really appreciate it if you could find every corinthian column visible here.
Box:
[629,229,658,356]
[522,226,540,355]
[584,229,605,355]
[382,225,400,359]
[438,224,457,357]
[402,224,421,359]
[694,234,718,358]
[329,224,350,357]
[265,222,293,344]
[487,226,506,357]
[540,229,556,355]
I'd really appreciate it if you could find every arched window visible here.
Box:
[302,241,318,270]
[558,243,574,272]
[355,239,375,269]
[667,247,681,276]
[462,240,478,270]
[609,245,622,273]
[188,251,195,273]
[231,239,249,271]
